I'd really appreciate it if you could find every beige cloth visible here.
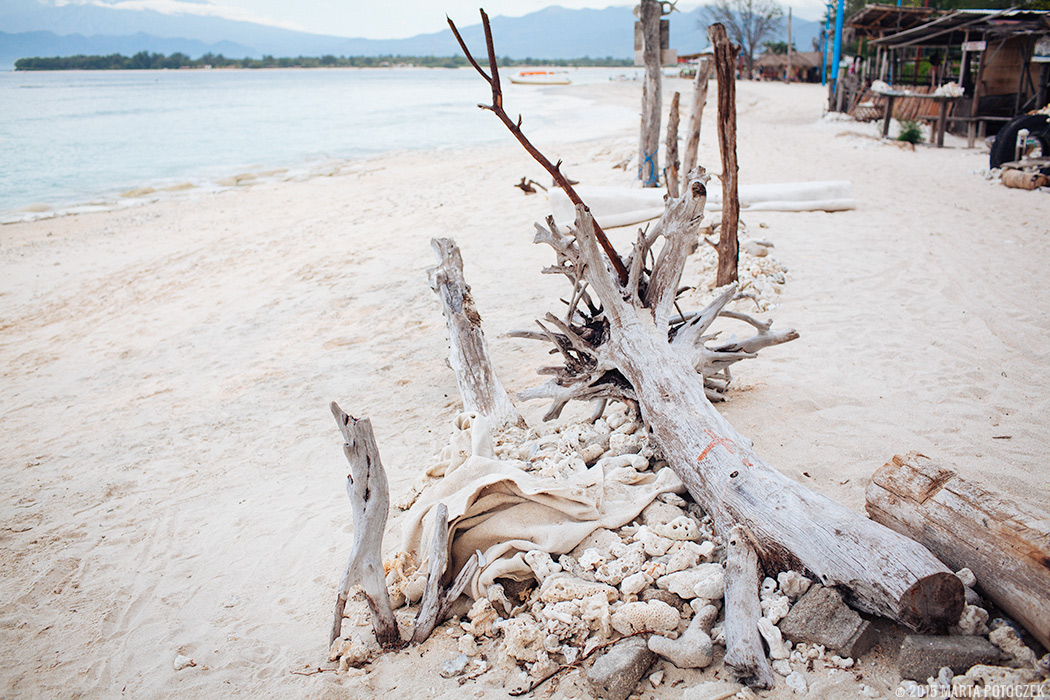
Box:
[402,415,684,599]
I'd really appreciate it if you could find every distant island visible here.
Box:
[14,51,635,71]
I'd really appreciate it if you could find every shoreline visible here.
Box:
[1,78,1048,699]
[0,67,645,224]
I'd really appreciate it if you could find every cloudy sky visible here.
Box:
[61,0,826,38]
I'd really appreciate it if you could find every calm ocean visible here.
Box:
[0,67,640,223]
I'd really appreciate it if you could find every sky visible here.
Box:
[59,0,826,39]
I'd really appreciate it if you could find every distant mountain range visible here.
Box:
[0,0,823,70]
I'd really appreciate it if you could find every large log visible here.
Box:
[867,453,1050,650]
[567,201,963,632]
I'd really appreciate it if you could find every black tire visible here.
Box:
[989,114,1050,168]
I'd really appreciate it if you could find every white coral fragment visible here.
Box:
[611,600,681,636]
[524,550,562,584]
[951,604,989,636]
[777,570,812,601]
[648,604,717,669]
[990,624,1039,669]
[652,515,701,541]
[539,575,617,603]
[757,617,790,659]
[595,543,646,585]
[466,598,500,637]
[761,595,791,625]
[499,617,544,663]
[657,563,724,600]
[635,526,675,556]
[954,567,977,588]
[620,571,654,597]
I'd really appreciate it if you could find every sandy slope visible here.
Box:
[1,77,1047,699]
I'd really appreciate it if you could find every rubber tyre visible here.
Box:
[989,114,1050,168]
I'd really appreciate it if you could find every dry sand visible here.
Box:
[1,77,1048,699]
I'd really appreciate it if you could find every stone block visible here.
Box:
[779,585,877,658]
[585,636,655,700]
[898,635,1001,681]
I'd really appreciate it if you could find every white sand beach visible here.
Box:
[1,77,1048,699]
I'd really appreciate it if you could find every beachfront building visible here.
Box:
[845,5,1050,146]
[754,51,825,82]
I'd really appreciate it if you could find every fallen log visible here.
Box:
[867,452,1050,650]
[449,10,964,638]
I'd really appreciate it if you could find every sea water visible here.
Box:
[0,67,640,222]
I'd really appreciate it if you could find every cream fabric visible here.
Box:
[402,414,684,599]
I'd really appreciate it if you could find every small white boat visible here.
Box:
[508,70,571,85]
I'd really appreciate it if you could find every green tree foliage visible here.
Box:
[14,52,635,71]
[701,0,785,76]
[762,40,796,54]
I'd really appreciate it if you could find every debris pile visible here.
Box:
[328,406,1050,698]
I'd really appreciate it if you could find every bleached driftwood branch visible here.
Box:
[723,525,774,688]
[428,237,526,429]
[329,402,401,648]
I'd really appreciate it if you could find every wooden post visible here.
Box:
[934,98,950,147]
[683,58,713,177]
[969,40,989,149]
[665,91,681,198]
[882,94,896,138]
[867,453,1050,650]
[708,23,741,287]
[639,0,662,187]
[786,8,793,82]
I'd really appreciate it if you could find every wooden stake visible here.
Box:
[639,0,662,188]
[708,23,741,287]
[683,58,713,177]
[665,91,681,198]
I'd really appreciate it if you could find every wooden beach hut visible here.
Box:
[847,5,1050,146]
[755,51,825,82]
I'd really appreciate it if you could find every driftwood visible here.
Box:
[683,58,713,178]
[428,237,526,429]
[867,453,1050,650]
[449,11,963,640]
[708,23,741,287]
[639,0,662,188]
[330,403,483,648]
[723,525,774,688]
[665,91,681,198]
[329,403,400,648]
[410,504,483,644]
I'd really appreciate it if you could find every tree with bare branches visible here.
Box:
[701,0,784,78]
